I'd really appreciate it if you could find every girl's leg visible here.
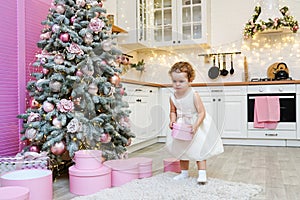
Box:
[173,160,189,180]
[197,160,207,183]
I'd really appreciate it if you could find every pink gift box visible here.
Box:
[163,158,181,173]
[171,123,193,141]
[104,159,139,187]
[0,186,30,200]
[0,169,52,200]
[69,165,111,195]
[128,157,153,178]
[74,150,103,170]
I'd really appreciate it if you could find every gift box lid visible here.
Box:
[128,157,152,165]
[0,186,29,200]
[68,165,111,176]
[104,159,138,171]
[74,150,102,158]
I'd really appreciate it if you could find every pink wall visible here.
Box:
[0,0,51,156]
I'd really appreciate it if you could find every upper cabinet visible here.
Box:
[116,0,211,50]
[149,0,210,48]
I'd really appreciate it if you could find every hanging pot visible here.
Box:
[208,55,219,79]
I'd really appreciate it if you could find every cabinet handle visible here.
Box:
[212,99,216,102]
[178,41,181,43]
[218,99,221,102]
[149,90,152,93]
[265,133,278,137]
[135,89,142,92]
[136,99,142,102]
[173,41,176,44]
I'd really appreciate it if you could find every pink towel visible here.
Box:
[254,96,280,129]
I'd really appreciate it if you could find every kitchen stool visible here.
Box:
[0,186,30,200]
[163,158,181,173]
[0,169,52,200]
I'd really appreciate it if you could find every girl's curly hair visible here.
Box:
[168,61,195,82]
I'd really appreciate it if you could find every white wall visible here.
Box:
[118,0,300,84]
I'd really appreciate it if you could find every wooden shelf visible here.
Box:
[112,25,127,34]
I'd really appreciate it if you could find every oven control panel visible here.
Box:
[247,84,296,94]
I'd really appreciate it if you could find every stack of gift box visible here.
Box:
[69,149,153,196]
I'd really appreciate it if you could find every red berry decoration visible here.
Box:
[59,33,70,42]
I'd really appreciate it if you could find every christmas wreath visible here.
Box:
[243,6,299,39]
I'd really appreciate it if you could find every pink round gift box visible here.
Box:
[129,157,153,178]
[69,165,111,195]
[104,159,139,187]
[171,123,193,141]
[0,169,52,200]
[0,186,30,200]
[74,150,103,170]
[163,158,181,173]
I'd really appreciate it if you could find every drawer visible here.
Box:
[248,130,296,139]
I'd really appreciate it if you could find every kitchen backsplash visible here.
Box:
[120,32,300,84]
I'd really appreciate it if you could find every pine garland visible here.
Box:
[243,6,299,39]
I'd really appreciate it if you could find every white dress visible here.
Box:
[166,88,224,161]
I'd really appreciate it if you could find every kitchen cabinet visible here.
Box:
[115,0,147,49]
[195,86,247,138]
[122,83,160,146]
[148,0,210,48]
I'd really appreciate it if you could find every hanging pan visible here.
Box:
[208,55,219,79]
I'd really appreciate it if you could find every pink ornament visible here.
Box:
[100,133,111,143]
[29,145,40,153]
[43,101,55,112]
[126,138,132,146]
[120,88,125,95]
[76,70,83,77]
[54,54,65,64]
[98,2,103,7]
[109,74,121,86]
[42,68,49,74]
[59,33,70,42]
[25,128,37,139]
[52,24,60,33]
[56,4,65,14]
[52,117,62,128]
[71,16,76,24]
[51,141,66,155]
[30,98,40,109]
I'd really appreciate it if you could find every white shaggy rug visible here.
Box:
[72,172,263,200]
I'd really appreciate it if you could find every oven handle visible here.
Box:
[248,96,295,99]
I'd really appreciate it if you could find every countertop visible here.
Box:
[121,78,300,88]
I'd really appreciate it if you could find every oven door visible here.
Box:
[247,93,296,130]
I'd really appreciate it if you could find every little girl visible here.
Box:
[166,61,224,184]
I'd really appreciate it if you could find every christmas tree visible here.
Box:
[18,0,134,170]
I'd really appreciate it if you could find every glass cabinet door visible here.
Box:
[180,0,202,41]
[153,0,173,43]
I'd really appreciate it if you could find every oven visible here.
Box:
[247,84,296,139]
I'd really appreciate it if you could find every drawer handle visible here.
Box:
[135,89,142,92]
[136,99,142,102]
[265,133,278,137]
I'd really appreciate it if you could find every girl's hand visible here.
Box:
[169,122,174,129]
[192,124,199,134]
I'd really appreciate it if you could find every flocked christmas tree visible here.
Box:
[17,0,134,170]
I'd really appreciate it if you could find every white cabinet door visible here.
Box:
[196,86,247,139]
[122,83,159,144]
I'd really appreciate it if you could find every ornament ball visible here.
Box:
[51,141,66,155]
[59,33,70,42]
[29,145,40,153]
[110,74,121,86]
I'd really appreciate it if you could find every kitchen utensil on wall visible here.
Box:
[244,56,249,81]
[220,54,228,76]
[267,62,279,79]
[230,54,234,75]
[208,55,219,79]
